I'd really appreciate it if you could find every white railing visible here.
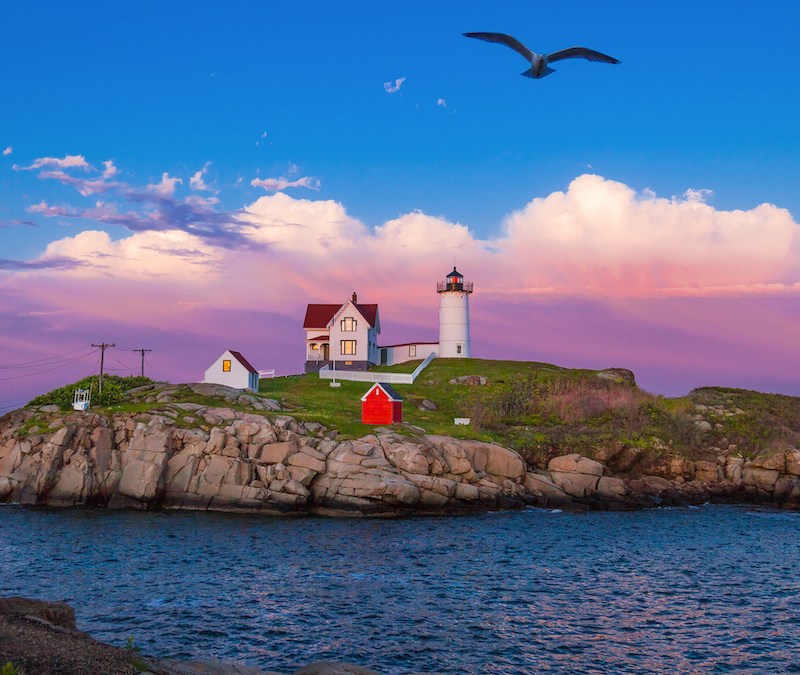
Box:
[258,369,276,378]
[318,352,436,385]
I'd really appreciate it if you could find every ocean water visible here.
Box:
[1,504,800,674]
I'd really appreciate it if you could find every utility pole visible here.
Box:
[134,348,152,377]
[92,343,115,394]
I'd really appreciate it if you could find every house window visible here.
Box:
[341,317,357,331]
[409,345,416,357]
[310,343,318,351]
[222,359,231,372]
[341,340,357,355]
[456,345,462,354]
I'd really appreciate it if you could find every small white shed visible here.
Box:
[203,349,260,391]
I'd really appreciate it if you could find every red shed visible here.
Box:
[361,382,403,424]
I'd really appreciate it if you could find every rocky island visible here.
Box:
[2,359,799,514]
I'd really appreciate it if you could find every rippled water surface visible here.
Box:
[2,505,800,673]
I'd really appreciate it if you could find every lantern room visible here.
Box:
[437,267,473,294]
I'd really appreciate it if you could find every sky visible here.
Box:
[1,0,799,411]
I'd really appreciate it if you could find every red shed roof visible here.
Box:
[360,382,403,402]
[228,350,258,374]
[304,302,379,328]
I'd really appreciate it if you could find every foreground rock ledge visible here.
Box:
[2,404,800,514]
[0,597,379,675]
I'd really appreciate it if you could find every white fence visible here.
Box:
[318,352,436,385]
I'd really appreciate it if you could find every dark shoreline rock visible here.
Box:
[0,597,379,675]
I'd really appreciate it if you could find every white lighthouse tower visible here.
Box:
[437,266,472,358]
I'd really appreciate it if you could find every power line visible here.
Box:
[0,352,95,382]
[0,345,95,369]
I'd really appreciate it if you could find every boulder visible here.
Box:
[384,443,429,475]
[786,450,800,476]
[0,597,77,630]
[742,467,780,492]
[550,471,600,498]
[287,451,326,473]
[252,441,297,465]
[448,375,487,386]
[524,473,572,506]
[597,476,627,497]
[749,452,787,472]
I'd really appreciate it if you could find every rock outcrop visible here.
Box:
[0,407,541,515]
[3,402,800,514]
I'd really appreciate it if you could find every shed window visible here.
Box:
[222,359,232,372]
[341,340,357,355]
[341,317,357,331]
[409,345,416,357]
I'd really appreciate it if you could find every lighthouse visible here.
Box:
[437,266,473,358]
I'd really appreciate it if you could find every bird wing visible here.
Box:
[547,47,620,64]
[463,32,534,62]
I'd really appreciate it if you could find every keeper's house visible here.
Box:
[304,293,381,373]
[203,349,260,391]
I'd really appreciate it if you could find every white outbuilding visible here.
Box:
[203,349,260,391]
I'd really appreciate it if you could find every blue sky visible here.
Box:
[3,0,798,251]
[1,1,799,405]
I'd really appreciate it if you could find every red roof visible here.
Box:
[307,335,329,342]
[229,350,258,374]
[303,304,340,329]
[303,302,379,328]
[360,382,403,402]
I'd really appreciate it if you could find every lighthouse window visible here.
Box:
[409,345,416,357]
[456,345,462,354]
[341,340,357,355]
[341,317,357,331]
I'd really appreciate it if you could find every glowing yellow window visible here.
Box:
[222,359,231,372]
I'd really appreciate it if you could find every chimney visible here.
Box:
[352,292,358,303]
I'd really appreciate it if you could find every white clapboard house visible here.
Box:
[203,349,260,391]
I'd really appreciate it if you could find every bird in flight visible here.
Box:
[463,32,620,79]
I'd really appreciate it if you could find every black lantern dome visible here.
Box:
[437,266,473,293]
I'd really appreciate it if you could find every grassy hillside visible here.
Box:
[17,359,799,465]
[260,359,800,463]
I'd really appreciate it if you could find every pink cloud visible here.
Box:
[147,172,183,196]
[2,174,799,403]
[250,176,320,192]
[15,154,92,171]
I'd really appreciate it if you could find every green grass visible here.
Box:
[259,359,800,462]
[20,358,799,464]
[262,358,576,443]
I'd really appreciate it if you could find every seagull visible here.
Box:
[463,32,620,79]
